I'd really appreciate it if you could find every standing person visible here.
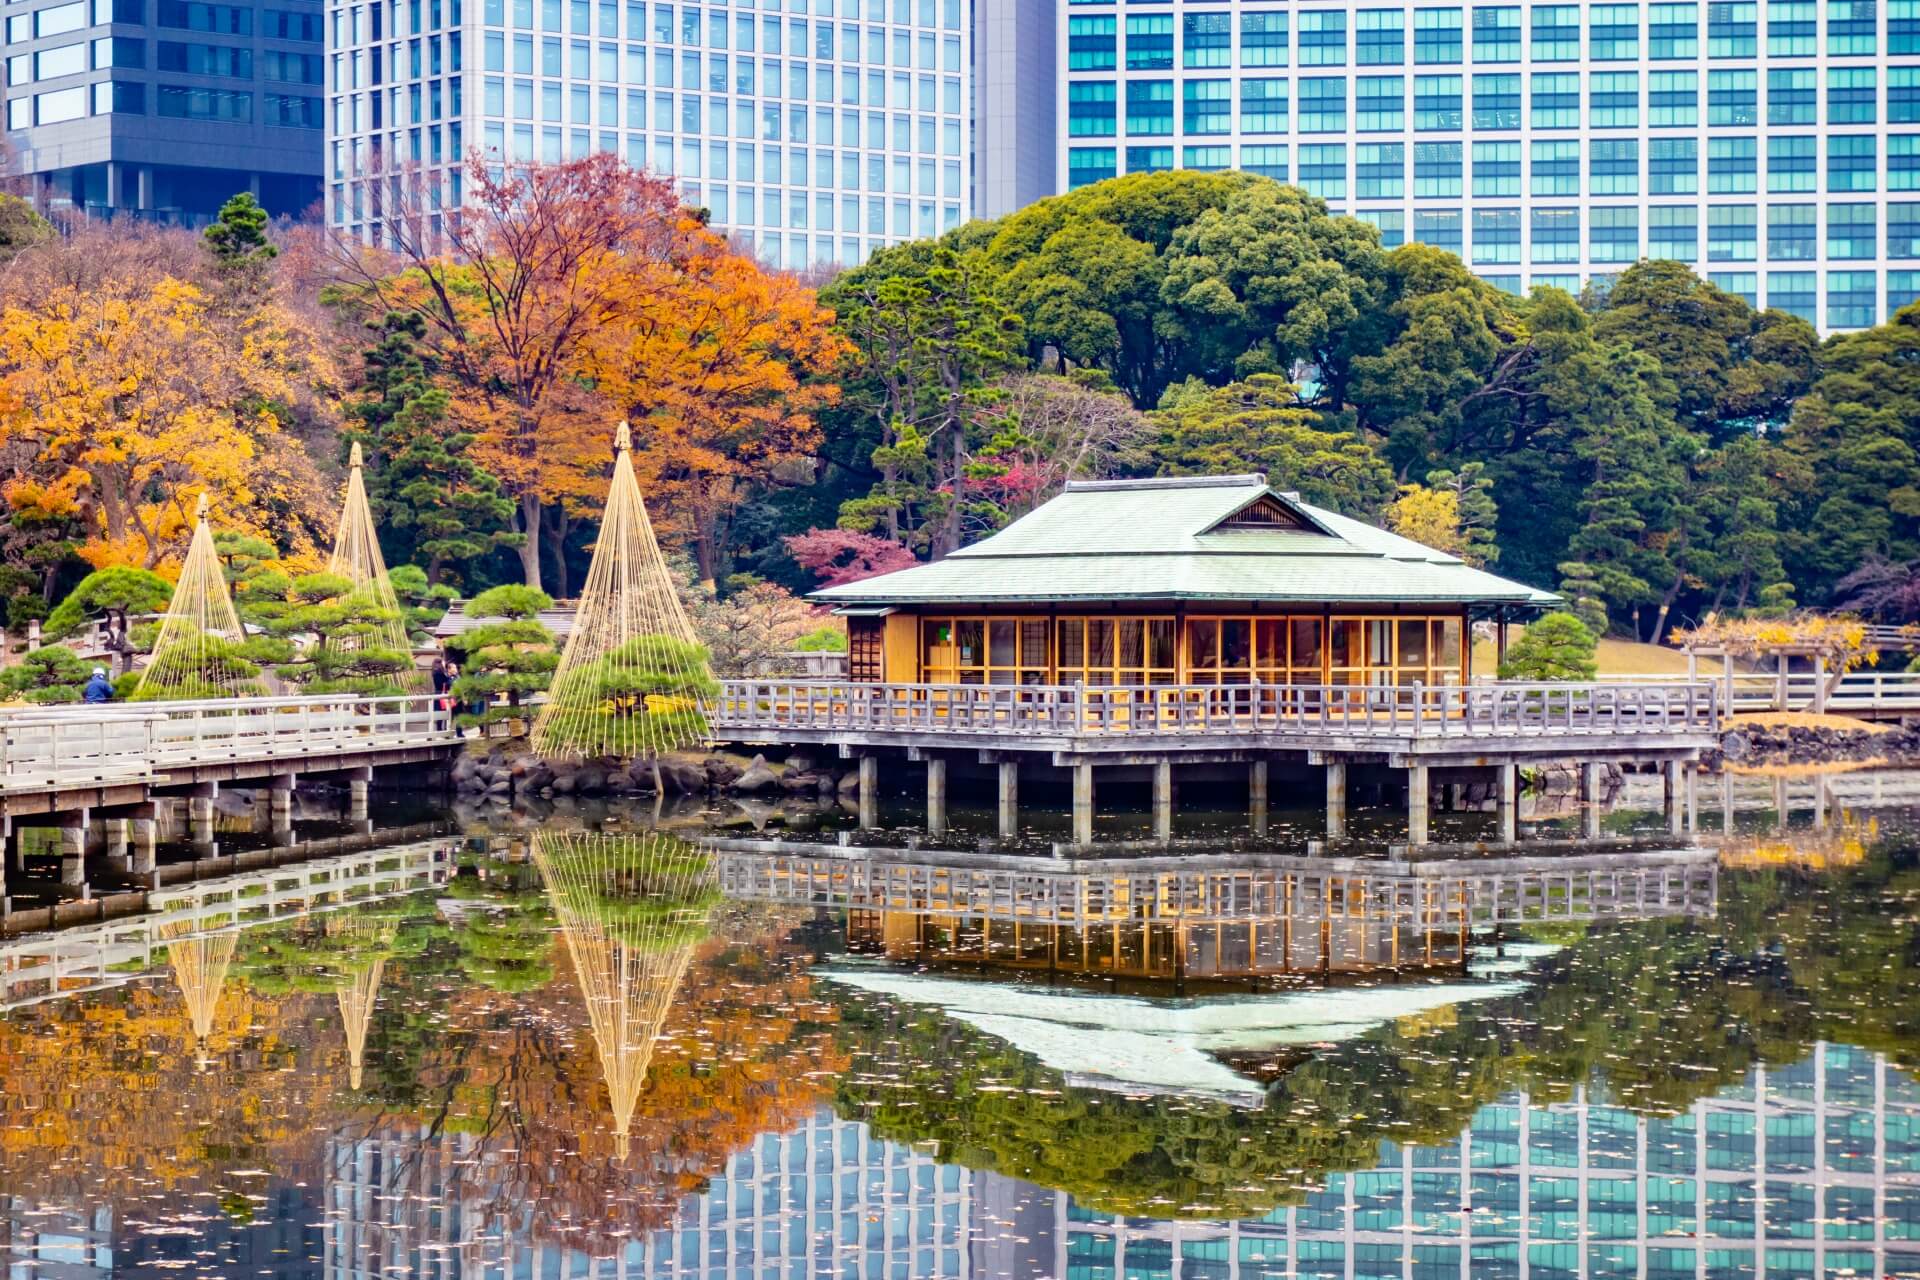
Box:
[431,658,452,729]
[82,666,114,703]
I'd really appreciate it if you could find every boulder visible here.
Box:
[733,755,780,793]
[785,752,817,773]
[836,770,862,794]
[659,760,708,794]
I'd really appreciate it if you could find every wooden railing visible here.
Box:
[0,694,458,794]
[1576,669,1920,715]
[707,679,1721,741]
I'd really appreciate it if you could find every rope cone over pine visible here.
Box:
[327,442,422,688]
[325,913,395,1092]
[135,494,261,700]
[532,830,720,1159]
[530,422,719,761]
[160,918,237,1066]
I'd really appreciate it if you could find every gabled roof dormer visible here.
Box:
[1201,489,1338,537]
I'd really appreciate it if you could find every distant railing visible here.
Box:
[1563,669,1920,715]
[0,694,458,794]
[707,679,1720,740]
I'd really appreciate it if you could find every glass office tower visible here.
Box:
[1058,0,1918,329]
[326,0,971,268]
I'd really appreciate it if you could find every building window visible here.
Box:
[155,0,250,32]
[1650,205,1698,258]
[1829,135,1877,191]
[1592,3,1641,56]
[1415,208,1463,253]
[1472,207,1520,262]
[155,83,252,121]
[1895,0,1920,50]
[1769,67,1816,124]
[264,91,320,127]
[1126,144,1173,174]
[1531,140,1580,195]
[1241,11,1288,66]
[1893,67,1920,123]
[1891,202,1920,255]
[1299,9,1349,64]
[1591,71,1639,127]
[1769,0,1818,51]
[1769,135,1817,191]
[1124,79,1173,134]
[1299,76,1347,130]
[1710,270,1759,303]
[1710,0,1759,53]
[1241,142,1289,179]
[1473,139,1521,194]
[1649,1,1700,54]
[1708,136,1757,192]
[93,79,144,114]
[1591,205,1641,260]
[1828,270,1877,327]
[1125,15,1173,70]
[1068,16,1117,71]
[1649,70,1699,125]
[1829,66,1877,125]
[1894,135,1920,190]
[1182,78,1231,133]
[1768,269,1817,321]
[1356,141,1404,196]
[1357,208,1406,246]
[1530,3,1580,57]
[1068,81,1116,137]
[1828,202,1877,258]
[1067,146,1116,189]
[1183,144,1232,171]
[1356,74,1403,129]
[1827,0,1876,52]
[1471,4,1520,59]
[1357,8,1405,62]
[1708,204,1758,259]
[1591,138,1640,195]
[1529,72,1578,127]
[1531,207,1579,262]
[1240,78,1288,132]
[1299,142,1347,197]
[158,40,254,77]
[1768,203,1817,259]
[1414,6,1463,61]
[1182,11,1231,67]
[1708,69,1757,123]
[1413,73,1461,128]
[1414,140,1462,195]
[1472,72,1520,128]
[33,85,87,122]
[1650,137,1698,194]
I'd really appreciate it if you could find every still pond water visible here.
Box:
[2,771,1919,1280]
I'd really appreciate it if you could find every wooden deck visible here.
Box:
[708,679,1721,762]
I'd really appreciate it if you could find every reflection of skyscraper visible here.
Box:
[322,1109,972,1280]
[1025,1044,1920,1280]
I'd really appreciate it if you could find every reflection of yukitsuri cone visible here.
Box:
[328,441,419,681]
[531,422,714,761]
[160,920,238,1066]
[136,494,254,699]
[531,830,719,1158]
[336,956,386,1091]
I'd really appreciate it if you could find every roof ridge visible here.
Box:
[1063,474,1268,492]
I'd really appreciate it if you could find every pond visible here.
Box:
[1,770,1918,1280]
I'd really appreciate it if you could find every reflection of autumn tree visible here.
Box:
[446,849,556,994]
[160,919,239,1062]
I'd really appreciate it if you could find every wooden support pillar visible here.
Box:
[1582,762,1603,840]
[57,810,88,889]
[1071,762,1094,848]
[1776,653,1790,712]
[188,782,217,856]
[343,767,371,823]
[269,774,295,847]
[1406,764,1429,846]
[858,755,878,830]
[1249,758,1268,837]
[105,818,130,871]
[1326,760,1348,841]
[996,760,1019,839]
[1813,774,1829,832]
[1721,769,1735,836]
[1722,654,1735,718]
[1666,760,1684,838]
[1812,654,1829,714]
[925,757,947,836]
[130,817,157,876]
[1773,772,1789,835]
[1497,763,1518,845]
[1152,759,1173,843]
[1684,763,1699,835]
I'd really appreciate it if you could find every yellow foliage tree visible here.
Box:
[1387,483,1464,558]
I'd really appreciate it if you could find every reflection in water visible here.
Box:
[533,830,721,1158]
[2,779,1920,1278]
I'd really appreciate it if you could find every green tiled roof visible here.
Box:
[813,475,1560,609]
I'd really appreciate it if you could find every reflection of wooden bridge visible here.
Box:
[0,836,457,1009]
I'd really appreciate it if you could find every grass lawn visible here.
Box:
[1472,635,1695,676]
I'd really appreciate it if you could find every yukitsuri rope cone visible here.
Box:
[327,914,394,1091]
[134,495,260,699]
[160,919,237,1066]
[532,830,720,1159]
[328,442,421,686]
[530,422,719,764]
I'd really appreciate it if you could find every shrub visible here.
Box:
[1498,613,1600,681]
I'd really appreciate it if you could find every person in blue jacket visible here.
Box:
[82,666,114,703]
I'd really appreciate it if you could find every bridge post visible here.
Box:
[997,761,1019,839]
[104,818,130,872]
[188,783,217,857]
[1812,655,1829,714]
[1720,770,1735,836]
[57,810,87,890]
[1325,760,1348,840]
[130,812,157,879]
[925,757,947,836]
[269,774,296,847]
[1665,760,1685,838]
[1406,765,1429,846]
[1071,763,1095,847]
[343,767,371,824]
[1497,763,1518,845]
[1248,759,1268,837]
[857,756,878,830]
[1581,763,1603,840]
[1152,759,1173,843]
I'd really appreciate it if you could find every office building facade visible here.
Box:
[1,0,323,220]
[1058,0,1919,329]
[327,0,973,268]
[972,0,1056,218]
